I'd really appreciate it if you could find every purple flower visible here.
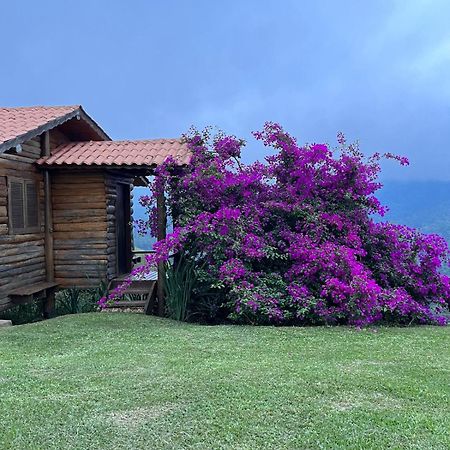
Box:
[105,122,450,327]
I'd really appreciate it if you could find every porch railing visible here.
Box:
[132,249,156,267]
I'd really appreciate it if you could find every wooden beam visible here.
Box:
[42,131,55,316]
[156,186,167,316]
[144,282,157,315]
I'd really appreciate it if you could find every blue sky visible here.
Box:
[1,0,449,180]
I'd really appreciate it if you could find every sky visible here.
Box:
[1,0,449,180]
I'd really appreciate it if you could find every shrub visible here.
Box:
[0,302,44,325]
[1,283,104,325]
[106,123,449,326]
[56,281,107,316]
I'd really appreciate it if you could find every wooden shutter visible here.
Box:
[25,181,39,228]
[9,180,25,231]
[8,178,40,233]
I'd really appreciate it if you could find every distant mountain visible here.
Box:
[377,181,450,244]
[132,187,155,250]
[131,182,450,250]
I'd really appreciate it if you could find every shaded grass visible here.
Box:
[0,313,449,449]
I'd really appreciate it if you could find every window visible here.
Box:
[8,178,40,234]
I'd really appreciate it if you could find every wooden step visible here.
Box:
[105,301,146,308]
[109,280,156,292]
[118,287,156,295]
[106,278,157,315]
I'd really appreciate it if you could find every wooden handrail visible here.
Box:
[132,249,175,258]
[132,249,156,255]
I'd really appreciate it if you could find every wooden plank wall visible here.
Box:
[0,125,137,308]
[52,171,109,287]
[0,138,46,311]
[49,128,70,150]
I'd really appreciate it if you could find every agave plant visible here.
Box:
[58,287,83,314]
[165,253,197,321]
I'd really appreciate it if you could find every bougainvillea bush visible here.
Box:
[102,123,450,326]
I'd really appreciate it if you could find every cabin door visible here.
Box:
[116,183,132,275]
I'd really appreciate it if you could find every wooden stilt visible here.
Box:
[43,288,56,319]
[42,131,56,317]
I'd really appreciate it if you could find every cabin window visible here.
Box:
[8,178,40,234]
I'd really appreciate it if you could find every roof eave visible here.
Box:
[0,106,111,155]
[36,162,190,171]
[78,106,111,142]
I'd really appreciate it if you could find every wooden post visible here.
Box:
[43,288,56,319]
[42,131,55,317]
[44,171,54,280]
[156,187,167,316]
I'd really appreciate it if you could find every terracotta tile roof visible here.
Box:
[36,139,191,167]
[0,105,80,145]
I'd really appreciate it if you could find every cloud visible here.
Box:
[406,36,450,85]
[1,0,450,179]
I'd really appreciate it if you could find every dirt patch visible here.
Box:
[106,403,178,427]
[331,392,403,412]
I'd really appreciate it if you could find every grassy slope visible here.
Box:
[0,314,449,450]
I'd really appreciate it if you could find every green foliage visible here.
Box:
[56,288,83,315]
[87,279,109,306]
[56,284,106,316]
[0,302,44,325]
[165,254,197,321]
[188,291,227,324]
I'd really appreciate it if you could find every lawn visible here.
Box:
[0,314,449,449]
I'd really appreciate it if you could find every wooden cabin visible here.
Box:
[0,105,190,314]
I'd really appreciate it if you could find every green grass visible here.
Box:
[0,314,449,449]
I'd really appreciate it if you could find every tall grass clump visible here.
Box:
[165,253,197,321]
